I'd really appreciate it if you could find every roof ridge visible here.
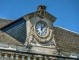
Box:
[0,17,23,30]
[0,18,14,21]
[54,26,79,35]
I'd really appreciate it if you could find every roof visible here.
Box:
[54,26,79,53]
[0,30,22,45]
[0,18,22,45]
[0,18,13,28]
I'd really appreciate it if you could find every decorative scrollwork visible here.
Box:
[50,41,55,46]
[50,34,56,46]
[24,26,34,49]
[31,25,53,43]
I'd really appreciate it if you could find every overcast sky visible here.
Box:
[0,0,79,33]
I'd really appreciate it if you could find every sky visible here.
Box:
[0,0,79,33]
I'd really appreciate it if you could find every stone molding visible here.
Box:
[23,11,56,23]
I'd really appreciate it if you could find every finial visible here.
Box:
[37,5,46,18]
[37,5,46,11]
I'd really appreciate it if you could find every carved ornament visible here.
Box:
[31,25,53,43]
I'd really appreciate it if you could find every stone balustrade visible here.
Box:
[0,52,58,60]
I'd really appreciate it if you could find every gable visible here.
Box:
[30,16,53,29]
[2,19,26,44]
[23,11,56,23]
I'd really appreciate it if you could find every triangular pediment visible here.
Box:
[23,5,56,23]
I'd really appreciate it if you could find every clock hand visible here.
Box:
[41,24,44,30]
[41,24,42,31]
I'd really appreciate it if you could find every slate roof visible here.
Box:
[0,18,13,28]
[0,30,22,45]
[0,18,22,45]
[54,26,79,53]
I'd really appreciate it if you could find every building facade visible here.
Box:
[0,5,79,60]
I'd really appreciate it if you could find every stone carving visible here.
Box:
[23,15,30,21]
[25,22,56,49]
[30,26,37,44]
[24,25,34,49]
[32,25,53,43]
[50,34,56,46]
[25,26,37,49]
[31,38,36,44]
[50,41,55,46]
[37,5,46,18]
[25,35,32,50]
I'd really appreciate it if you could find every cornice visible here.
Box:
[23,11,57,23]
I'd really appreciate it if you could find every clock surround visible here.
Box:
[32,20,53,43]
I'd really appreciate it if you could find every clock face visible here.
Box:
[35,22,47,36]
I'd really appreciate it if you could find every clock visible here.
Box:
[33,21,53,43]
[35,22,47,36]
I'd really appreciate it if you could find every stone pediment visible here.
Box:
[23,11,56,23]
